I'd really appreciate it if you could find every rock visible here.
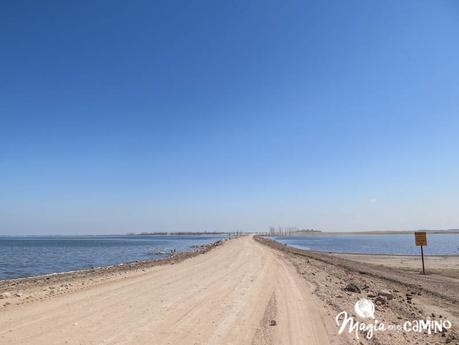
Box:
[0,292,12,299]
[14,293,22,298]
[344,283,361,293]
[367,293,376,298]
[374,296,386,305]
[445,334,455,343]
[269,320,277,326]
[378,290,394,300]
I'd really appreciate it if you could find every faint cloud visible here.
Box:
[369,198,377,204]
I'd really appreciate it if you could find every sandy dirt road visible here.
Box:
[0,236,335,345]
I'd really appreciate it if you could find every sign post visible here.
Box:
[415,231,427,275]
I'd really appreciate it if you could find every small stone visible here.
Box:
[378,290,394,300]
[0,292,12,299]
[374,296,386,305]
[344,283,361,293]
[269,320,277,326]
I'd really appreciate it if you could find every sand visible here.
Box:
[333,253,459,279]
[0,236,334,345]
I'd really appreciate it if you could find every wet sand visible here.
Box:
[333,253,459,279]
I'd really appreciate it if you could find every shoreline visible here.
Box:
[0,240,224,296]
[270,240,459,280]
[271,230,459,236]
[332,252,459,280]
[286,247,459,257]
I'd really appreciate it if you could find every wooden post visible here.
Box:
[415,231,427,275]
[420,245,425,275]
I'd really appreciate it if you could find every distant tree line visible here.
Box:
[261,226,322,236]
[127,231,228,236]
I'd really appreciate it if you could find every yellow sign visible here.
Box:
[415,232,427,246]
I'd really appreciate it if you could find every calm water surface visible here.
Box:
[273,234,459,256]
[0,235,226,280]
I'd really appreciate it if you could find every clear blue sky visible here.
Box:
[1,1,459,234]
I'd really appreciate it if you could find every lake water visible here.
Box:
[273,234,459,256]
[0,235,226,280]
